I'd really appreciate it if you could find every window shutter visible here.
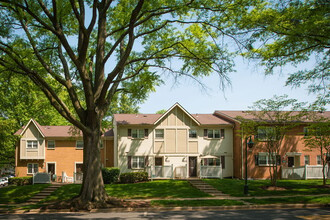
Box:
[128,129,132,137]
[145,156,149,167]
[276,155,281,165]
[221,129,225,138]
[127,156,132,169]
[204,129,208,137]
[144,129,148,138]
[221,156,225,169]
[255,154,259,166]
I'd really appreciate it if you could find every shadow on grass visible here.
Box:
[0,184,50,204]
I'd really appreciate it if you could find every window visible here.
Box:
[27,163,38,174]
[317,155,322,165]
[202,158,220,167]
[128,129,148,139]
[304,155,310,165]
[47,140,55,149]
[255,153,280,166]
[204,129,225,139]
[76,140,84,149]
[155,129,164,139]
[27,140,38,149]
[303,127,309,136]
[257,127,278,141]
[155,157,163,166]
[127,156,147,169]
[189,129,197,138]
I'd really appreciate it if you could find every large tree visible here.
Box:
[0,0,254,207]
[239,0,329,107]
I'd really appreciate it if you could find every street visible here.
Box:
[1,208,330,220]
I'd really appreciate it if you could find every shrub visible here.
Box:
[119,171,148,184]
[8,177,32,186]
[102,167,120,184]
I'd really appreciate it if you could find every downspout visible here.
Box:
[241,127,244,179]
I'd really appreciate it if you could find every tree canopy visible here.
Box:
[239,0,329,107]
[0,0,258,207]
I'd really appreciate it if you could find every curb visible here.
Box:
[1,203,329,214]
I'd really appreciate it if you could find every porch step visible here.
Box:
[188,179,227,197]
[27,183,63,203]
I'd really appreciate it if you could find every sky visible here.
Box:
[138,57,324,114]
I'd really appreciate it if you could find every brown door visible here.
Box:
[288,157,294,167]
[189,157,197,177]
[47,163,55,181]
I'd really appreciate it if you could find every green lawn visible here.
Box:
[151,199,244,207]
[203,179,330,197]
[105,180,210,199]
[42,184,80,203]
[0,184,50,204]
[244,196,330,205]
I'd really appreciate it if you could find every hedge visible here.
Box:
[102,167,120,184]
[8,177,33,186]
[119,171,148,184]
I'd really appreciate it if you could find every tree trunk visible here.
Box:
[73,113,108,209]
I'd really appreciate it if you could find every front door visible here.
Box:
[47,163,55,181]
[288,157,294,167]
[189,157,197,177]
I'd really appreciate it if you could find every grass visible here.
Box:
[203,179,330,197]
[0,184,50,204]
[105,180,210,199]
[151,199,244,207]
[244,196,330,205]
[42,184,80,202]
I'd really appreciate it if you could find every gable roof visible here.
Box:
[215,111,330,123]
[114,103,232,126]
[153,103,201,126]
[15,119,113,137]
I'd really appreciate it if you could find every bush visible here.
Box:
[102,167,120,184]
[119,171,148,184]
[8,177,32,186]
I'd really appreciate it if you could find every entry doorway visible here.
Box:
[189,157,197,177]
[288,157,294,167]
[47,163,56,181]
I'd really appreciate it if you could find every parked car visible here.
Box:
[0,177,8,186]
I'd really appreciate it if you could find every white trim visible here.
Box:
[74,162,83,173]
[20,119,45,137]
[153,103,201,126]
[46,162,56,175]
[47,140,55,149]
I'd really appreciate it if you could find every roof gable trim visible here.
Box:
[19,118,45,138]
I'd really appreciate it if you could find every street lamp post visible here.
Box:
[244,136,254,195]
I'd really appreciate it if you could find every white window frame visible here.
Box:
[26,140,38,149]
[27,163,38,174]
[304,155,310,165]
[131,156,145,169]
[189,129,197,138]
[258,152,276,166]
[132,129,144,139]
[47,140,55,149]
[207,129,224,139]
[155,129,164,139]
[76,140,84,149]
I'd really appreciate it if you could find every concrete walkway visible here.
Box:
[27,183,63,203]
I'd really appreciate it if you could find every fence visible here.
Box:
[175,166,187,179]
[281,165,329,180]
[74,172,83,183]
[200,165,222,178]
[33,172,51,184]
[147,165,173,180]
